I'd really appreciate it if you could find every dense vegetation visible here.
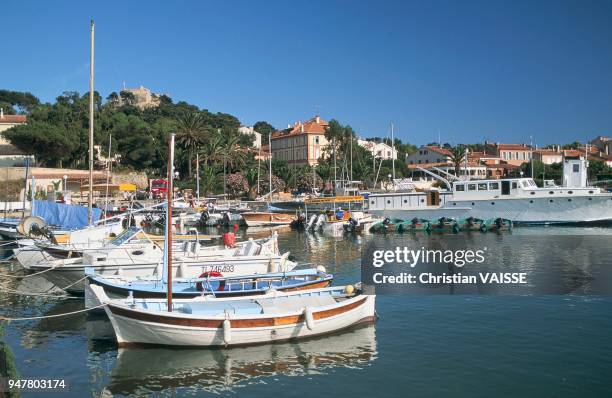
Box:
[2,88,607,197]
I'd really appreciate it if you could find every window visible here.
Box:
[315,136,319,144]
[468,184,477,191]
[478,183,487,190]
[573,164,579,172]
[455,184,465,192]
[511,182,518,189]
[521,181,529,188]
[489,182,499,190]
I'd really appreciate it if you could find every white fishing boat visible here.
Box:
[368,155,612,225]
[27,230,292,293]
[13,221,125,268]
[91,283,376,347]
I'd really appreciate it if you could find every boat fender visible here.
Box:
[344,285,355,295]
[196,271,225,291]
[304,307,315,330]
[223,318,232,345]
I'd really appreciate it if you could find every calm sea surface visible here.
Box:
[1,227,611,397]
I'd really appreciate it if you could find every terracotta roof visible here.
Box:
[469,151,499,159]
[424,146,452,156]
[271,116,328,139]
[490,143,532,150]
[0,115,27,124]
[407,162,448,169]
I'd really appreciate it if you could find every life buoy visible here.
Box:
[195,271,225,292]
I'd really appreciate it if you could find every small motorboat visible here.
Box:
[395,218,431,233]
[91,283,376,347]
[486,218,513,232]
[429,217,460,234]
[457,217,487,232]
[84,267,333,304]
[369,217,401,233]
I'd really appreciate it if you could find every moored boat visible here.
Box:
[84,267,333,304]
[241,212,295,227]
[91,284,376,347]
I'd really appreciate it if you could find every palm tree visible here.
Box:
[198,133,222,167]
[244,169,259,200]
[449,146,467,177]
[176,112,207,178]
[199,166,219,196]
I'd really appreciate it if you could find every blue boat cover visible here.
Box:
[32,200,101,229]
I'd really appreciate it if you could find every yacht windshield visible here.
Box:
[110,227,142,246]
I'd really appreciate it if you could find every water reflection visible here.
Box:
[101,324,377,396]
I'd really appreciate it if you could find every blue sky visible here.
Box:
[1,0,611,146]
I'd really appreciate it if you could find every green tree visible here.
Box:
[449,146,467,176]
[253,121,276,143]
[4,121,75,166]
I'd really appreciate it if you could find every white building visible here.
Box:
[405,146,452,165]
[357,139,397,160]
[238,126,262,149]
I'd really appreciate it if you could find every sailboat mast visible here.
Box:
[390,122,396,182]
[268,132,272,202]
[103,133,112,220]
[88,20,95,225]
[333,136,337,196]
[166,133,175,312]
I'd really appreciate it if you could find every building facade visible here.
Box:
[484,142,533,166]
[357,139,397,160]
[406,146,452,165]
[270,116,329,166]
[0,111,34,166]
[238,126,262,148]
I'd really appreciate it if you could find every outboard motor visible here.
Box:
[344,217,359,232]
[315,214,326,230]
[306,214,317,229]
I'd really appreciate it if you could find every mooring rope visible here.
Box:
[1,264,61,279]
[0,276,88,298]
[0,303,108,322]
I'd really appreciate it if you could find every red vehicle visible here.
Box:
[150,179,168,199]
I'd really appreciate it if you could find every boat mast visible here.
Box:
[88,20,95,226]
[166,133,175,312]
[196,153,200,201]
[268,132,272,203]
[103,133,112,221]
[390,122,396,183]
[333,136,337,196]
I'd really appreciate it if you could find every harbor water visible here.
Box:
[1,227,611,397]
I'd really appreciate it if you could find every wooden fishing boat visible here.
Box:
[84,268,333,303]
[241,212,295,227]
[91,284,376,347]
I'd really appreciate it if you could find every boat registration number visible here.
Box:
[202,265,235,273]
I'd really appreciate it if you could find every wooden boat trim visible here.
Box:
[108,295,368,329]
[91,278,331,299]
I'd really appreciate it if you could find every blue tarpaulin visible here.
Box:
[32,201,101,230]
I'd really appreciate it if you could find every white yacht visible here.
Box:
[368,155,612,225]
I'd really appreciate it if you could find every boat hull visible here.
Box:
[369,195,612,224]
[242,212,295,227]
[30,255,295,294]
[103,294,376,347]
